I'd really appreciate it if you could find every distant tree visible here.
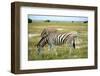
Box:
[28,18,32,23]
[72,21,74,23]
[83,21,88,23]
[44,20,50,22]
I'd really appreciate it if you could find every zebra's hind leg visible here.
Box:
[67,42,74,57]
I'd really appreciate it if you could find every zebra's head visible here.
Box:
[37,36,48,54]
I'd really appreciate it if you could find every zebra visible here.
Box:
[41,27,57,38]
[37,32,78,55]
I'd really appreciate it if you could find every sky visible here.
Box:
[28,15,88,22]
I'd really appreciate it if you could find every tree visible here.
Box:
[72,21,74,23]
[83,21,88,23]
[28,18,32,23]
[44,20,50,22]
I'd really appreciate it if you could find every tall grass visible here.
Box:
[28,21,88,60]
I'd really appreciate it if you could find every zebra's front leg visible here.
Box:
[48,44,58,56]
[52,45,57,55]
[48,44,52,51]
[47,45,52,54]
[52,44,58,56]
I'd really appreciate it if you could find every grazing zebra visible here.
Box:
[41,27,57,38]
[37,32,78,55]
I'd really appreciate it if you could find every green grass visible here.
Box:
[28,21,88,60]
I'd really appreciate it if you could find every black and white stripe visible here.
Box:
[54,33,71,45]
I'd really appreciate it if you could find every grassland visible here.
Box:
[28,21,88,60]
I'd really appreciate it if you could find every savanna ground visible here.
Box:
[28,21,88,60]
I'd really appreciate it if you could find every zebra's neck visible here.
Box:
[37,36,48,47]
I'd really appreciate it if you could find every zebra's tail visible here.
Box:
[73,38,75,49]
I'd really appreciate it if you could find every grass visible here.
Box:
[28,21,88,60]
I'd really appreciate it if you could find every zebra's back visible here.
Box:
[48,32,73,45]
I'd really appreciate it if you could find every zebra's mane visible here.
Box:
[37,36,48,47]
